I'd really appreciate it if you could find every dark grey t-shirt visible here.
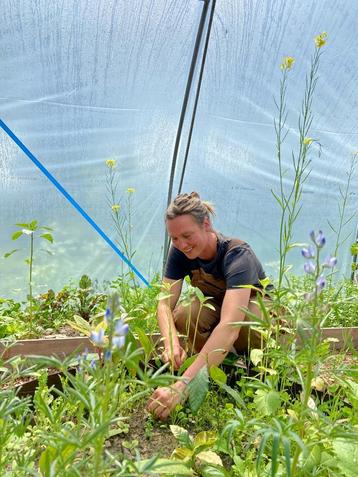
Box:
[165,233,269,303]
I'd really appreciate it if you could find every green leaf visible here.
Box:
[188,366,209,413]
[40,233,54,243]
[201,465,232,477]
[11,231,23,240]
[254,389,281,416]
[29,220,38,230]
[178,355,197,374]
[67,314,92,336]
[4,249,19,258]
[170,448,193,462]
[250,348,264,366]
[217,382,245,406]
[196,451,222,466]
[271,432,279,477]
[332,439,358,477]
[15,222,30,228]
[39,446,57,476]
[138,457,193,475]
[134,326,154,361]
[193,431,217,450]
[170,425,193,448]
[209,366,227,385]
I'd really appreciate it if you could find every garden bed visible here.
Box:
[1,326,357,361]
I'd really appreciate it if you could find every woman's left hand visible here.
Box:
[146,382,187,420]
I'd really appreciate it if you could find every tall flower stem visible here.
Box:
[275,47,323,292]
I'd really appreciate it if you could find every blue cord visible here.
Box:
[0,118,150,287]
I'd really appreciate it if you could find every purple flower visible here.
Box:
[90,358,96,368]
[310,230,326,248]
[301,246,315,259]
[304,261,316,275]
[322,255,337,268]
[90,328,105,346]
[316,275,326,291]
[104,350,112,361]
[113,335,126,350]
[114,319,129,337]
[104,308,112,323]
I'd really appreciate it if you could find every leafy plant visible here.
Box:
[5,220,54,326]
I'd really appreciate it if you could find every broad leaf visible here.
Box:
[332,439,358,477]
[171,447,193,462]
[193,431,217,450]
[40,233,54,243]
[11,231,23,240]
[201,465,232,477]
[210,365,227,385]
[196,451,222,466]
[254,389,281,416]
[250,348,264,366]
[170,425,192,448]
[188,366,209,413]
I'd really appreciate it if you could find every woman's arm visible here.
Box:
[157,277,185,369]
[147,288,251,420]
[178,287,251,383]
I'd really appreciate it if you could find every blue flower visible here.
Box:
[304,261,316,275]
[104,350,112,361]
[114,319,129,337]
[90,358,96,368]
[90,328,105,346]
[113,335,126,350]
[310,230,326,248]
[316,275,326,291]
[301,246,315,259]
[322,255,337,268]
[104,308,112,323]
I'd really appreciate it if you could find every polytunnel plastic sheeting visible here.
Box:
[1,0,357,300]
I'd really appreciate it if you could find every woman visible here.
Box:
[147,192,271,420]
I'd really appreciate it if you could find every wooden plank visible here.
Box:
[320,327,358,350]
[1,327,357,361]
[0,337,95,360]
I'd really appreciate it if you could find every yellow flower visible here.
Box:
[111,204,121,212]
[303,137,313,145]
[105,159,117,169]
[127,188,136,193]
[314,32,327,49]
[280,56,295,70]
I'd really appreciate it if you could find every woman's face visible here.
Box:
[166,214,211,259]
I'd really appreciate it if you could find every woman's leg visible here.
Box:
[173,298,221,353]
[233,297,269,353]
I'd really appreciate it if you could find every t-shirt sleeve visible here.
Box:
[164,246,189,280]
[223,246,264,289]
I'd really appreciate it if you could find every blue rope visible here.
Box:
[0,118,150,287]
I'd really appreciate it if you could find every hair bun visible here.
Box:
[189,191,200,199]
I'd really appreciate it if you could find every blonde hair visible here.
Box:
[165,192,215,225]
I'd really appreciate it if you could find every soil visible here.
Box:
[107,405,177,460]
[42,324,85,338]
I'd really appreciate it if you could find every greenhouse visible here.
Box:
[1,0,358,475]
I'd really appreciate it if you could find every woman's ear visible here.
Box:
[203,217,211,231]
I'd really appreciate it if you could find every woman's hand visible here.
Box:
[162,344,187,370]
[146,381,188,420]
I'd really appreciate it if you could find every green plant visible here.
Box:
[5,220,54,325]
[105,158,139,297]
[273,35,326,292]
